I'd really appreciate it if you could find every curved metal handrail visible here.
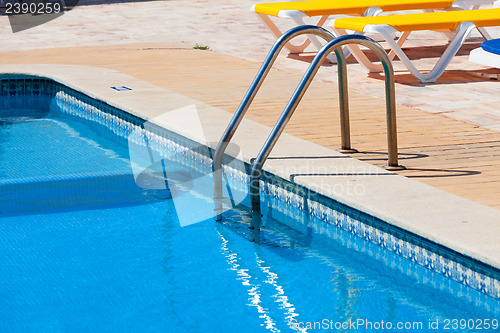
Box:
[212,25,340,220]
[249,34,405,223]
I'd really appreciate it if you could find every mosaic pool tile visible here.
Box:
[1,76,499,300]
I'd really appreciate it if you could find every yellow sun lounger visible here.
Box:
[330,8,500,82]
[252,0,493,54]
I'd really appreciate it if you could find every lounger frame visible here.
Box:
[252,5,382,54]
[335,21,478,82]
[252,0,493,55]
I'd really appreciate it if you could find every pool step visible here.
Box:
[0,171,171,217]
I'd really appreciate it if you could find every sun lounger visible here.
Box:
[252,0,494,54]
[330,8,500,82]
[469,38,500,69]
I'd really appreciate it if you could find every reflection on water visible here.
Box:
[0,90,498,332]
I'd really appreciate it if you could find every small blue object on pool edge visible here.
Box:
[481,38,500,55]
[111,86,133,91]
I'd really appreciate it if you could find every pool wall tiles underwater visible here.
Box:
[1,76,499,300]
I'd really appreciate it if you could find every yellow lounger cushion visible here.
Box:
[254,0,456,17]
[333,7,500,32]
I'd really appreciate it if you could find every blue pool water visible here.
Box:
[0,90,499,332]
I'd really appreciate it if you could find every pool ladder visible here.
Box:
[212,25,405,226]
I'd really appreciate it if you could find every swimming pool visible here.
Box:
[0,76,498,332]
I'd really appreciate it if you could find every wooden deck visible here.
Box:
[2,43,499,209]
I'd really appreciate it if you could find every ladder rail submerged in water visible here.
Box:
[212,25,338,220]
[213,27,404,224]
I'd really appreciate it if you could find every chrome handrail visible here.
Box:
[213,29,404,225]
[248,34,405,226]
[212,25,338,220]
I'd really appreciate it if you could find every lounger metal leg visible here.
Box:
[364,7,383,17]
[367,22,477,82]
[477,27,492,41]
[469,5,491,40]
[387,31,411,61]
[329,7,385,61]
[331,28,384,72]
[288,12,338,62]
[256,13,311,53]
[255,12,331,54]
[289,12,329,51]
